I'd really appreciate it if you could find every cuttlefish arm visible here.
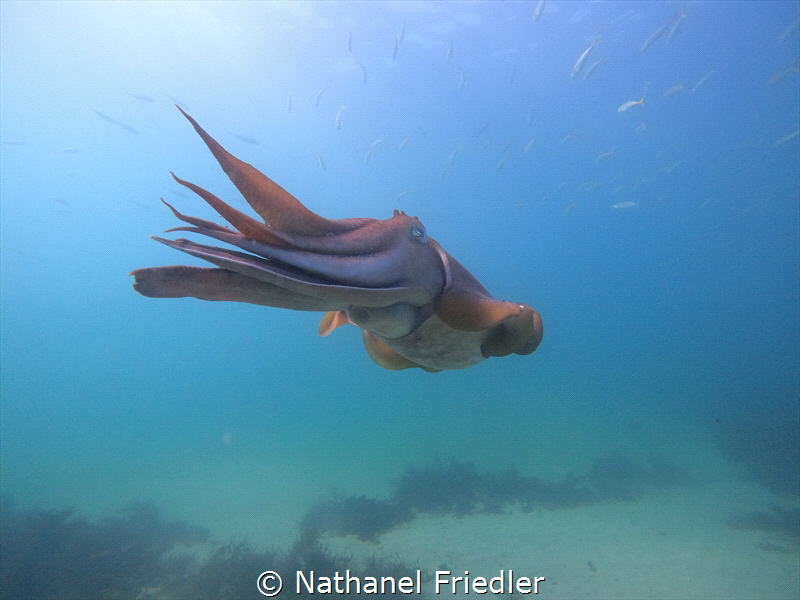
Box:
[131,107,542,371]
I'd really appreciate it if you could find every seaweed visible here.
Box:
[168,541,279,599]
[393,461,594,514]
[301,495,413,542]
[587,454,695,501]
[716,408,800,497]
[0,501,425,599]
[727,504,800,536]
[170,530,425,598]
[301,456,694,541]
[726,504,800,553]
[0,502,208,600]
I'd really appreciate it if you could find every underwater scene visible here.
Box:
[1,1,798,598]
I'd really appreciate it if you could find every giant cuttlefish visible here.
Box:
[131,108,543,371]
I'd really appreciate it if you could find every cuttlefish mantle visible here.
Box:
[130,107,542,371]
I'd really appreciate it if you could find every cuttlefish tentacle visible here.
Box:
[169,173,289,247]
[132,265,337,310]
[177,105,343,236]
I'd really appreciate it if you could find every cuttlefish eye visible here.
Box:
[410,223,427,243]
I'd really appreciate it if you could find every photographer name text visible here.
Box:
[291,570,545,595]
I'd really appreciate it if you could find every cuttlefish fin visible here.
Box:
[361,330,441,372]
[176,105,333,236]
[319,310,353,336]
[130,266,333,311]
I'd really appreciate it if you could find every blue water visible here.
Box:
[1,1,798,597]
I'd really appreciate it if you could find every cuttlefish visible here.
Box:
[131,107,543,371]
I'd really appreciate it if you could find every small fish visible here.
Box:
[348,31,353,53]
[779,17,799,41]
[128,93,156,102]
[4,139,25,146]
[90,108,119,124]
[766,57,799,86]
[618,97,644,113]
[398,137,411,151]
[583,57,604,81]
[395,189,408,202]
[335,105,345,129]
[508,64,516,84]
[496,154,510,171]
[640,22,669,51]
[533,0,545,22]
[562,202,577,215]
[446,37,453,63]
[667,11,686,41]
[524,138,535,153]
[116,122,140,135]
[559,132,577,145]
[775,129,799,147]
[364,139,383,164]
[571,38,598,80]
[475,121,490,136]
[287,91,292,113]
[399,21,406,43]
[692,70,715,93]
[360,61,368,84]
[596,150,614,163]
[91,108,139,134]
[314,85,328,109]
[526,102,533,125]
[458,69,465,90]
[440,146,461,176]
[613,201,638,209]
[169,96,189,111]
[447,146,462,163]
[663,83,685,97]
[392,35,398,60]
[230,132,260,145]
[642,11,687,51]
[317,153,327,171]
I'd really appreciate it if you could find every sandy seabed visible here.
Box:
[318,480,799,600]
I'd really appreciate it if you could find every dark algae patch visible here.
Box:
[0,501,421,599]
[301,455,696,541]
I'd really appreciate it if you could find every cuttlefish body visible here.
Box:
[131,108,543,371]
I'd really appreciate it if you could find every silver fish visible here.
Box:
[335,105,345,130]
[533,0,545,22]
[572,39,599,80]
[618,98,644,112]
